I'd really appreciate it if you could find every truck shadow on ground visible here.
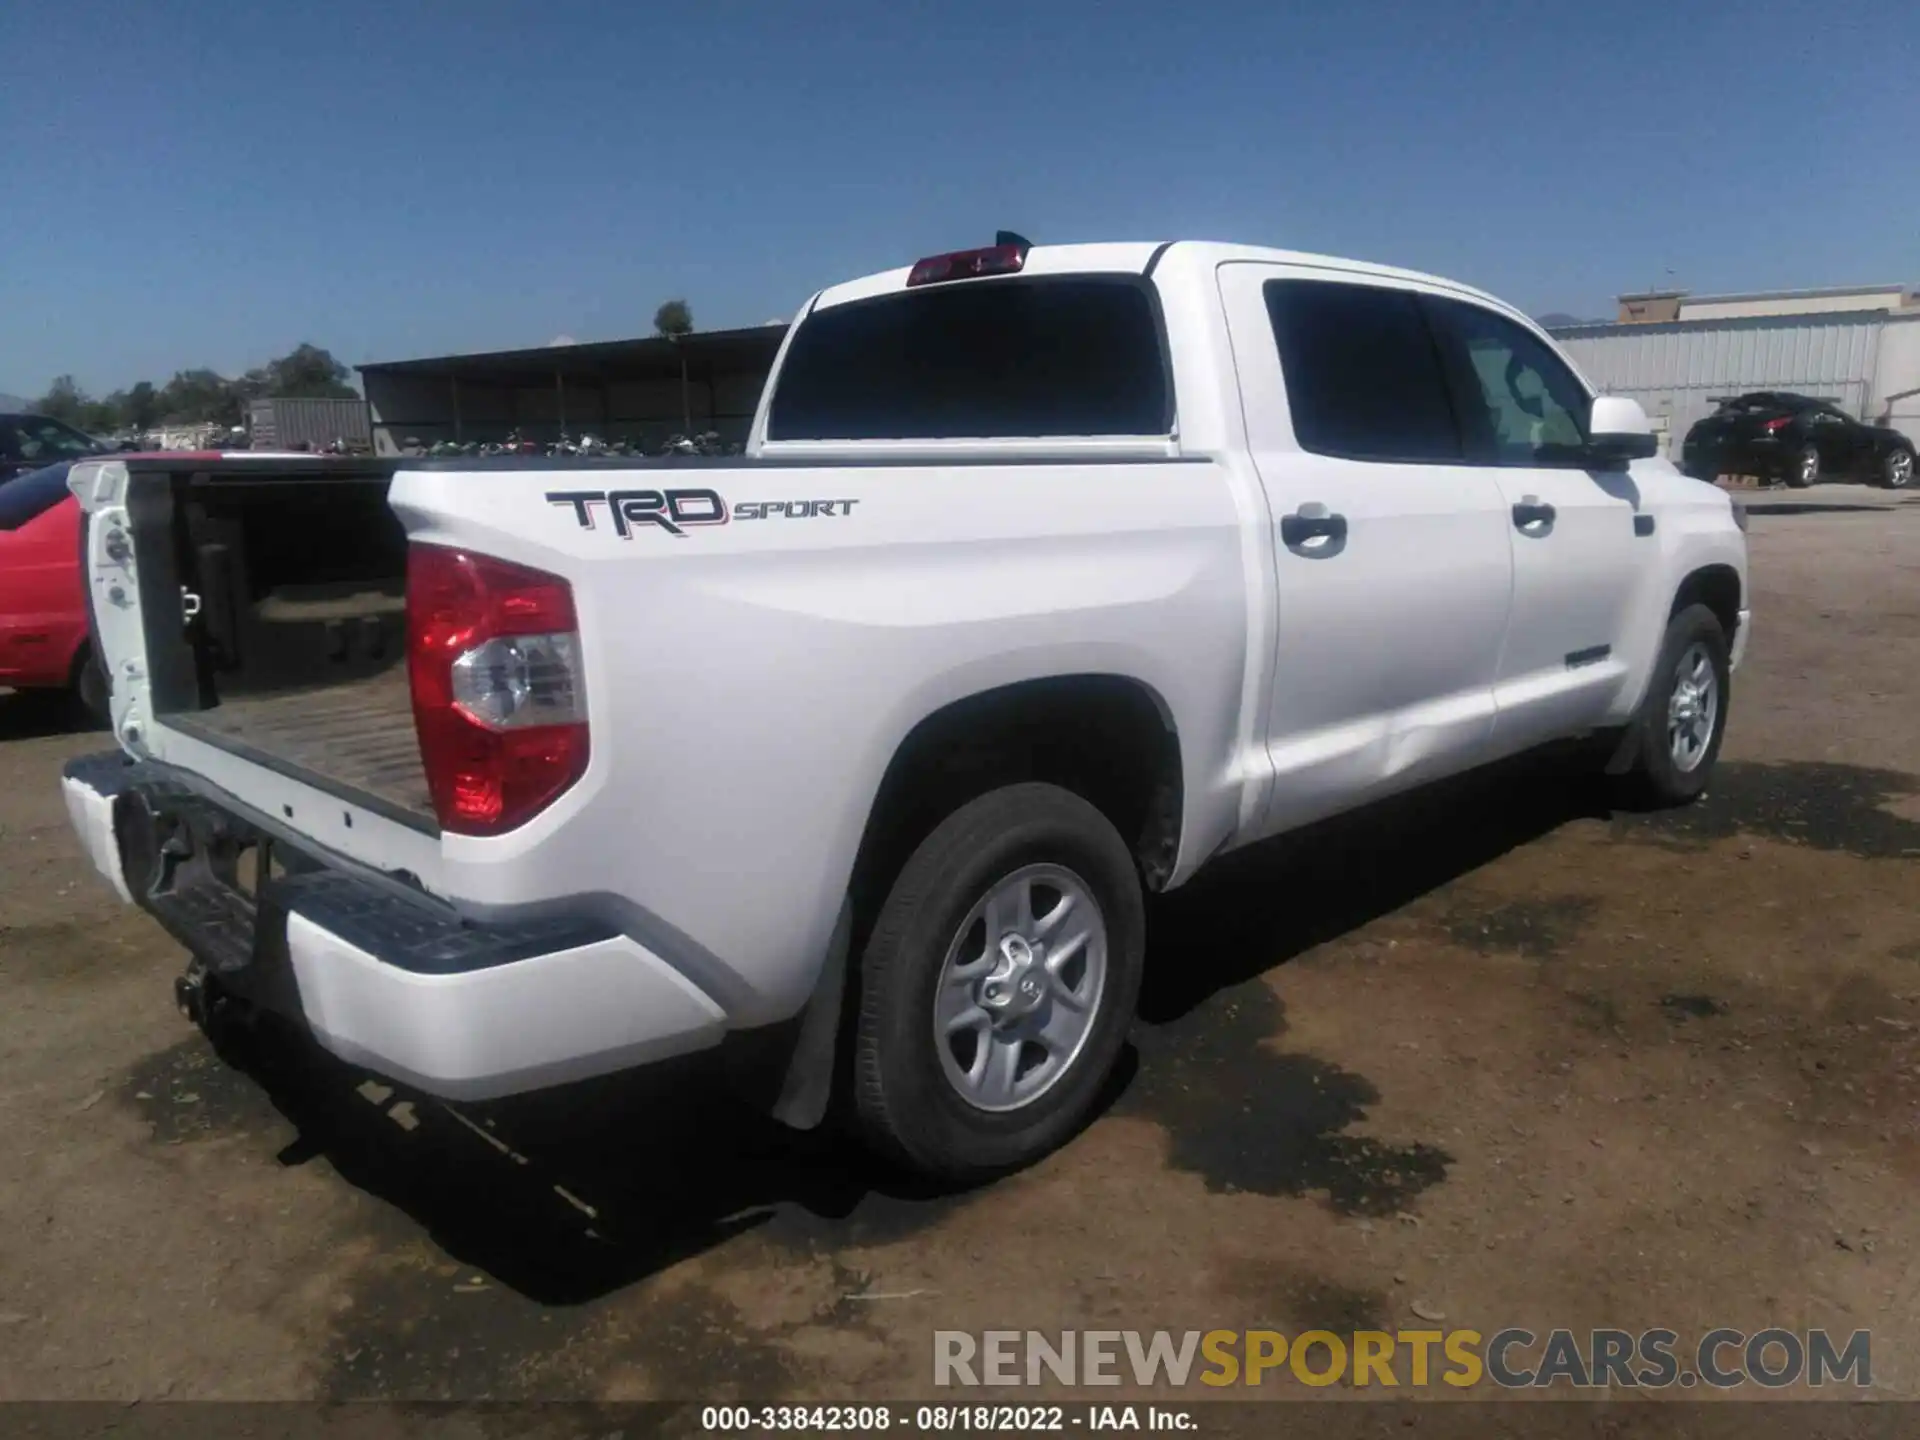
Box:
[0,688,99,742]
[1139,748,1614,1022]
[1743,500,1905,516]
[183,750,1613,1311]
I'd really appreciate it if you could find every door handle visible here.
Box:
[1281,504,1348,554]
[1512,496,1556,533]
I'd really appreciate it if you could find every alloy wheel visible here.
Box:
[932,864,1108,1113]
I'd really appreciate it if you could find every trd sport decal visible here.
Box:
[547,489,858,538]
[733,499,858,520]
[547,488,726,538]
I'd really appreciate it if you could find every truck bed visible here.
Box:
[166,667,433,826]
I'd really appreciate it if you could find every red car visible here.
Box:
[0,458,105,716]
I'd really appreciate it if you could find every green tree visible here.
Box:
[158,368,242,426]
[234,366,270,408]
[34,345,356,438]
[263,342,356,397]
[78,397,120,434]
[653,300,696,430]
[124,380,159,431]
[35,375,89,426]
[653,299,693,338]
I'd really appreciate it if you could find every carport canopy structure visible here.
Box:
[356,324,787,455]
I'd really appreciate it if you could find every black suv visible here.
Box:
[1681,392,1915,489]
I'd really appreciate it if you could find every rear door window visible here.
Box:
[1262,279,1462,463]
[767,277,1170,441]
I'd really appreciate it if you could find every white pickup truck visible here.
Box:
[61,238,1749,1180]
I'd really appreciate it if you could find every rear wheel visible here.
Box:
[1613,604,1731,809]
[1883,447,1915,489]
[1786,444,1819,488]
[851,783,1144,1182]
[72,649,110,727]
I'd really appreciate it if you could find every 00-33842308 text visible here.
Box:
[701,1404,1128,1431]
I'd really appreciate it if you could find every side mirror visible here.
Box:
[1587,395,1659,466]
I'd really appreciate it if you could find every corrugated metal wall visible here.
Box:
[248,396,373,449]
[1551,314,1884,459]
[1877,317,1920,435]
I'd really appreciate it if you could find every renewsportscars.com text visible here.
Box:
[934,1328,1871,1390]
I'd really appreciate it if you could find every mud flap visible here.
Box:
[1602,723,1642,777]
[767,897,852,1131]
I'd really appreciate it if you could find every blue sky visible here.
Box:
[3,0,1914,397]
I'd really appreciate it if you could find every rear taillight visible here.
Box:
[1762,416,1793,432]
[406,544,588,836]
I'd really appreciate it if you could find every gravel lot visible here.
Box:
[1,484,1917,1410]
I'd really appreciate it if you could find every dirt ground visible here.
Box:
[1,483,1916,1414]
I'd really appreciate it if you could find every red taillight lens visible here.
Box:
[906,243,1027,287]
[1762,416,1793,432]
[407,544,588,836]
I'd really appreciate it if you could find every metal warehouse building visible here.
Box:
[355,324,788,456]
[1549,286,1920,461]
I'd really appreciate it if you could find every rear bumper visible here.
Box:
[60,752,726,1100]
[1731,608,1752,672]
[62,763,133,903]
[1685,440,1786,480]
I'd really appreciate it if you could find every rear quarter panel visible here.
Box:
[388,461,1255,1024]
[0,496,86,689]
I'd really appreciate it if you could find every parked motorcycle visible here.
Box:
[439,428,739,458]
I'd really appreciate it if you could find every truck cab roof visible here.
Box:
[811,239,1535,334]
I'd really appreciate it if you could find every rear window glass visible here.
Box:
[5,414,100,464]
[0,463,75,531]
[767,277,1170,441]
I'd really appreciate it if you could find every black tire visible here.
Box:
[1614,604,1731,809]
[852,782,1144,1182]
[72,648,110,727]
[1786,444,1819,488]
[1883,446,1915,490]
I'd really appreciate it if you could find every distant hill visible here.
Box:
[0,394,30,412]
[1537,312,1604,329]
